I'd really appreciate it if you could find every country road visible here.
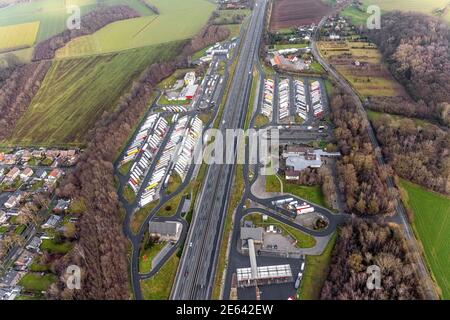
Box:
[310,12,438,300]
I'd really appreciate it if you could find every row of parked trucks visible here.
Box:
[272,197,315,215]
[173,116,203,180]
[310,81,324,118]
[139,116,189,207]
[161,106,188,113]
[121,114,160,165]
[278,79,290,121]
[261,78,274,119]
[294,80,308,121]
[128,116,169,195]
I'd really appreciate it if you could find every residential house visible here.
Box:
[0,286,21,300]
[14,250,35,271]
[31,150,44,159]
[41,214,61,229]
[19,167,34,181]
[26,236,42,252]
[45,150,60,159]
[4,196,18,209]
[47,169,62,182]
[3,154,17,165]
[21,150,31,163]
[5,167,20,181]
[53,199,70,213]
[34,169,47,180]
[0,210,8,224]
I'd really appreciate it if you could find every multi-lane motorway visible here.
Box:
[171,0,268,300]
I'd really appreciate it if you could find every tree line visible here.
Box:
[48,24,230,299]
[366,11,450,126]
[330,91,396,215]
[32,5,141,61]
[138,0,159,15]
[0,61,51,140]
[321,219,425,299]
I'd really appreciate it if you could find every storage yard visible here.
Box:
[114,31,236,300]
[259,76,327,126]
[121,112,203,208]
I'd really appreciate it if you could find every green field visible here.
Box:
[6,42,181,146]
[19,273,56,292]
[399,179,450,300]
[55,0,216,58]
[40,239,72,254]
[0,21,39,52]
[343,0,450,24]
[298,232,336,300]
[140,252,180,300]
[0,0,153,43]
[266,174,327,208]
[212,8,250,24]
[139,241,166,274]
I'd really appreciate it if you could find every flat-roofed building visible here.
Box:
[148,221,182,242]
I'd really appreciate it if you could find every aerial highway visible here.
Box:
[171,0,268,300]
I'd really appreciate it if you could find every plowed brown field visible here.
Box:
[270,0,333,30]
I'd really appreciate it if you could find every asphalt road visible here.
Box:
[171,0,268,300]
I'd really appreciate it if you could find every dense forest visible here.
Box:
[330,91,395,215]
[371,115,450,194]
[367,12,450,125]
[0,61,51,140]
[321,219,424,300]
[49,24,229,299]
[32,5,141,61]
